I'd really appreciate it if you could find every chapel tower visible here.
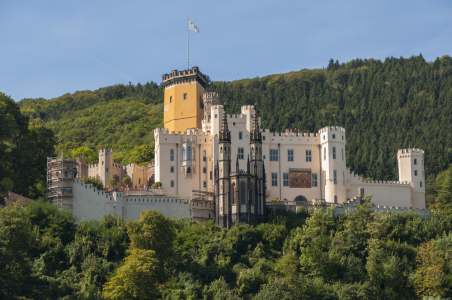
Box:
[162,67,207,132]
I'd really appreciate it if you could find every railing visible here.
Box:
[267,200,342,207]
[123,189,173,197]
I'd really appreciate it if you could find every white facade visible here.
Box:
[155,101,426,209]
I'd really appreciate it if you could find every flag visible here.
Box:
[189,21,199,33]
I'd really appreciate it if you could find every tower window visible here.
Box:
[239,131,243,140]
[215,114,217,118]
[272,173,278,186]
[203,150,206,161]
[241,183,246,204]
[334,195,338,203]
[170,96,172,103]
[332,134,336,139]
[106,168,109,172]
[270,149,278,161]
[288,150,294,161]
[210,171,212,180]
[203,167,206,174]
[182,148,186,160]
[183,93,187,100]
[238,147,244,159]
[333,147,336,159]
[102,161,104,165]
[414,159,417,165]
[414,170,418,176]
[187,146,192,160]
[420,181,423,188]
[263,136,266,141]
[306,150,311,162]
[342,135,344,140]
[263,155,266,160]
[334,170,337,184]
[170,149,174,161]
[283,173,289,186]
[64,172,68,178]
[312,173,317,187]
[342,148,344,161]
[171,180,174,187]
[203,181,207,188]
[170,166,174,173]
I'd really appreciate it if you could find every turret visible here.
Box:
[250,104,263,179]
[398,148,425,209]
[217,105,232,228]
[99,148,113,186]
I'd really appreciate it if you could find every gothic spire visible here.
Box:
[219,104,231,143]
[251,103,261,142]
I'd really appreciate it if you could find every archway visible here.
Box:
[294,195,308,202]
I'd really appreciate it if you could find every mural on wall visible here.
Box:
[289,170,311,188]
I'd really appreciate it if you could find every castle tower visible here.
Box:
[99,148,113,186]
[250,104,265,223]
[76,157,87,179]
[216,105,232,228]
[320,126,347,204]
[398,148,426,209]
[162,67,207,132]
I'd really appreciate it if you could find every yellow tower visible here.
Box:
[162,66,207,132]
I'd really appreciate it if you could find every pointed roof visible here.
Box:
[219,105,231,143]
[251,104,261,142]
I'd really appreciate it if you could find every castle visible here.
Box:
[49,66,427,227]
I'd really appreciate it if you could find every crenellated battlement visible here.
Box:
[155,127,210,137]
[203,92,218,101]
[398,148,424,155]
[162,66,207,89]
[99,148,113,155]
[318,126,346,133]
[267,130,318,138]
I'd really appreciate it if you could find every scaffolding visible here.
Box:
[47,153,76,208]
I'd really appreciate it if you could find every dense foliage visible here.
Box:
[0,93,55,199]
[4,200,452,299]
[14,55,452,206]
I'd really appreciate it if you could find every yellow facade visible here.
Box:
[164,81,205,132]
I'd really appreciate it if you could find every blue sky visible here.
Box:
[1,0,451,101]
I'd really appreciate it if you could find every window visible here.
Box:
[342,148,344,161]
[187,167,191,173]
[324,171,326,185]
[414,170,418,176]
[239,131,243,140]
[170,96,172,103]
[288,150,294,161]
[306,150,312,162]
[203,150,206,161]
[333,147,336,159]
[270,149,278,161]
[263,155,266,160]
[414,159,417,165]
[283,173,289,186]
[102,161,104,165]
[323,135,325,140]
[187,146,192,160]
[312,173,318,187]
[203,181,207,188]
[420,181,423,188]
[263,136,266,140]
[334,195,338,203]
[170,149,174,161]
[215,114,217,118]
[343,171,345,185]
[203,167,207,174]
[210,171,212,180]
[324,148,326,160]
[272,173,278,186]
[182,148,186,160]
[64,172,68,178]
[334,170,337,184]
[241,183,246,204]
[251,114,254,119]
[238,147,244,159]
[106,168,109,172]
[183,93,187,100]
[171,180,174,187]
[342,135,344,140]
[170,166,174,173]
[232,183,236,205]
[333,134,336,139]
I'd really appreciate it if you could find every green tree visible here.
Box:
[122,176,131,186]
[71,147,98,164]
[435,166,452,211]
[82,176,104,190]
[103,249,159,300]
[108,178,118,188]
[126,210,176,281]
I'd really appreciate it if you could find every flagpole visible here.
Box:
[187,16,189,70]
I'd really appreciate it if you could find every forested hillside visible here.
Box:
[16,55,452,204]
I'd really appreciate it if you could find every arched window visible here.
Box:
[334,195,338,203]
[187,146,192,160]
[295,195,307,201]
[231,183,236,205]
[187,167,191,174]
[182,148,186,160]
[241,182,246,204]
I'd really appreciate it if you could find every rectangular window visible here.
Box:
[306,150,312,162]
[215,114,217,118]
[263,155,266,160]
[342,135,344,140]
[333,147,336,159]
[170,166,174,173]
[270,149,279,161]
[106,168,109,172]
[203,167,207,174]
[420,181,423,188]
[342,148,344,161]
[272,173,278,186]
[170,180,174,187]
[312,173,318,187]
[414,170,418,176]
[102,161,104,165]
[239,131,243,140]
[334,170,337,184]
[414,159,417,165]
[170,149,174,161]
[324,148,326,160]
[283,173,289,186]
[263,136,266,141]
[210,171,212,180]
[238,147,244,159]
[203,181,207,188]
[64,172,68,178]
[203,150,206,161]
[170,96,172,103]
[288,150,294,161]
[183,93,187,100]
